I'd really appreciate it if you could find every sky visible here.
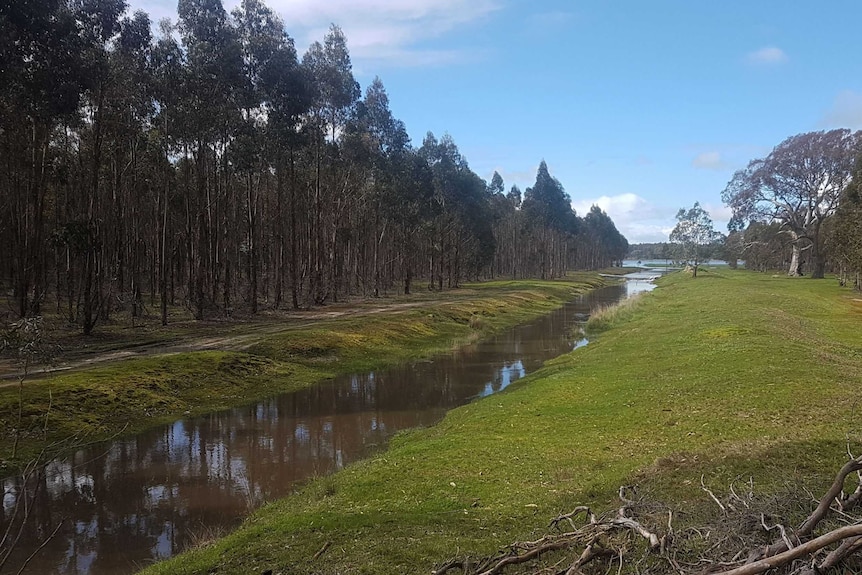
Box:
[131,0,862,243]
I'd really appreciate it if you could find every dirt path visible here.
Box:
[0,300,436,383]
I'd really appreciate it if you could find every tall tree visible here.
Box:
[231,0,287,313]
[151,18,184,325]
[177,0,243,318]
[420,132,495,287]
[722,129,861,278]
[521,161,578,279]
[302,24,360,304]
[259,29,310,309]
[75,0,128,334]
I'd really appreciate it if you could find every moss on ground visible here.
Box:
[137,270,862,575]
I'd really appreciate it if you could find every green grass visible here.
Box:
[138,269,862,575]
[0,273,613,468]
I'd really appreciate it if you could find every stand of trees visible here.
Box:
[0,0,628,332]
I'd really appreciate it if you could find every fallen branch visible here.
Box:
[759,514,793,553]
[477,539,573,575]
[311,541,331,561]
[564,536,613,575]
[714,523,862,575]
[702,475,727,515]
[551,506,597,532]
[746,453,862,563]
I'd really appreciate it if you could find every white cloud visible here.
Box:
[702,203,733,228]
[691,151,725,170]
[259,0,498,68]
[572,193,647,219]
[127,0,178,30]
[745,46,788,65]
[821,90,862,129]
[571,193,675,243]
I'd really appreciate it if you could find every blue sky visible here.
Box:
[133,0,862,243]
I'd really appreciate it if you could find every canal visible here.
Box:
[2,276,657,574]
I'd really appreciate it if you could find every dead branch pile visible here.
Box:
[433,453,862,575]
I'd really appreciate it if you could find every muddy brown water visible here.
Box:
[1,278,655,574]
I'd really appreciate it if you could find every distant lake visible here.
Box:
[623,259,735,269]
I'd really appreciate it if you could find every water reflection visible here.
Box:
[1,282,649,575]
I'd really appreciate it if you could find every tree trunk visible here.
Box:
[788,243,803,277]
[289,150,299,310]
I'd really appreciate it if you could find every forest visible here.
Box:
[0,0,629,335]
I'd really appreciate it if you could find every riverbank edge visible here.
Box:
[138,269,862,575]
[0,273,617,470]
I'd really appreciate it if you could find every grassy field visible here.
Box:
[137,269,862,575]
[0,273,613,469]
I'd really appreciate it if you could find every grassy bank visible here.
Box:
[0,274,612,468]
[139,269,862,575]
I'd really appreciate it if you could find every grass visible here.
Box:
[584,291,644,332]
[137,269,862,575]
[0,273,613,469]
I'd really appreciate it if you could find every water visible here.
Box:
[1,280,652,574]
[622,258,731,270]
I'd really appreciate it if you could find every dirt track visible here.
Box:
[0,300,436,383]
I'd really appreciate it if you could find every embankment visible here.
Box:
[138,269,862,574]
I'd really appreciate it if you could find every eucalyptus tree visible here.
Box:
[259,31,310,309]
[176,0,243,318]
[74,0,129,333]
[502,185,523,277]
[302,24,360,304]
[487,171,513,278]
[719,219,745,269]
[521,161,578,279]
[231,0,289,313]
[348,77,415,296]
[386,150,436,294]
[420,132,495,288]
[722,129,861,278]
[151,18,184,324]
[105,10,154,320]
